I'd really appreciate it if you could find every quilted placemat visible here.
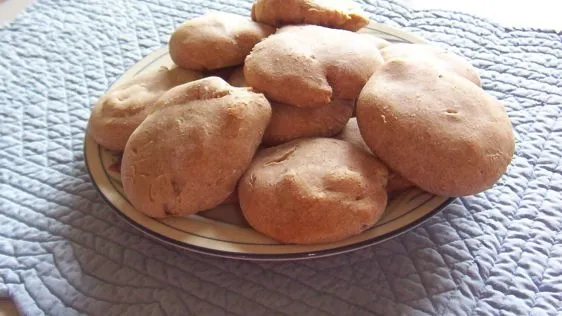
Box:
[1,0,561,315]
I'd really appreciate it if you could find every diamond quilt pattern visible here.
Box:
[1,0,561,315]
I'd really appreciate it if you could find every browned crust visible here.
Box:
[238,138,389,244]
[356,59,514,196]
[121,77,272,218]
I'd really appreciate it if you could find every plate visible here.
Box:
[84,21,455,261]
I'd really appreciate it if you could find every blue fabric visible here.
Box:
[1,0,561,315]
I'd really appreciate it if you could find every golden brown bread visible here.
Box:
[121,77,272,218]
[228,67,353,145]
[335,118,371,152]
[263,100,353,145]
[169,12,275,71]
[219,190,239,206]
[227,67,248,87]
[356,59,515,196]
[380,43,482,86]
[238,138,389,244]
[336,118,414,192]
[251,0,369,31]
[359,33,391,50]
[88,66,202,151]
[244,25,384,108]
[203,66,239,81]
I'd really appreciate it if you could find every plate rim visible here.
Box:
[83,21,455,261]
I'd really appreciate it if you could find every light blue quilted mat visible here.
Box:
[1,0,561,315]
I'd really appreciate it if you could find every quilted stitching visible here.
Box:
[1,0,561,315]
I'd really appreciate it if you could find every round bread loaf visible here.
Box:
[336,118,414,192]
[380,43,481,86]
[88,66,202,151]
[121,77,272,218]
[227,66,248,87]
[169,12,275,71]
[219,190,239,206]
[228,67,353,145]
[263,100,353,145]
[359,33,391,50]
[251,0,369,31]
[244,25,384,108]
[238,138,389,244]
[356,59,515,196]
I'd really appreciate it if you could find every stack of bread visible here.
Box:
[87,0,515,245]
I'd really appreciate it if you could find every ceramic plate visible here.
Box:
[84,21,455,261]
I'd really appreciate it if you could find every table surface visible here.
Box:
[401,0,561,30]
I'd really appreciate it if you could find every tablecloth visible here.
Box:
[1,0,561,315]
